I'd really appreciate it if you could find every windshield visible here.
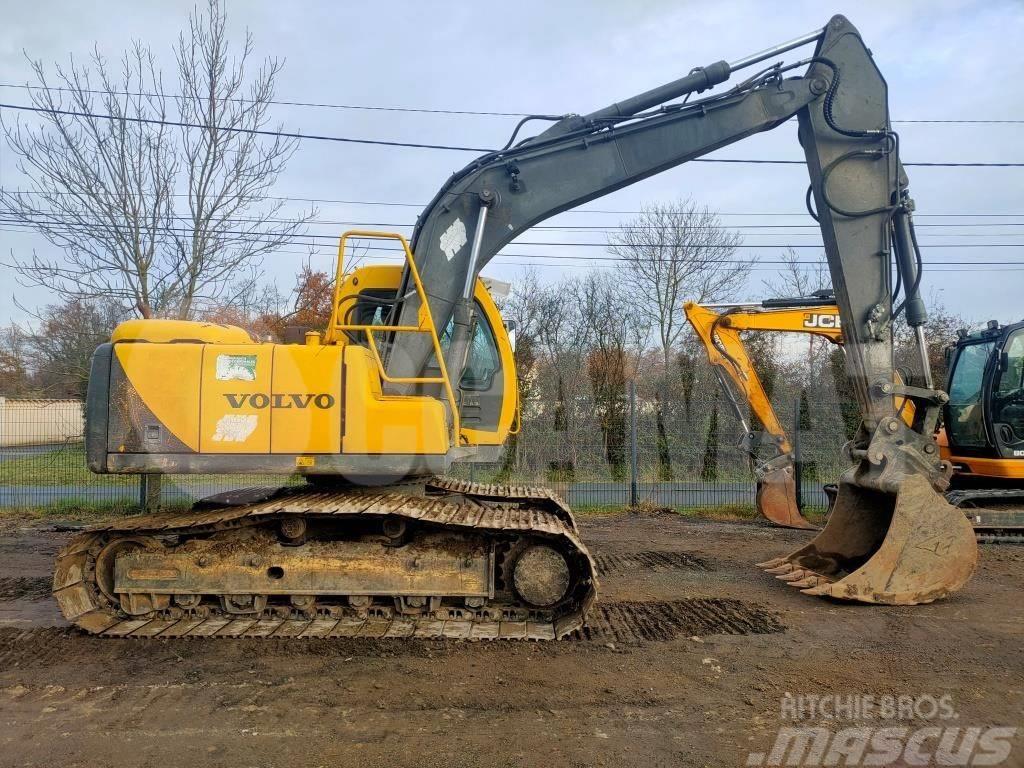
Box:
[947,340,995,448]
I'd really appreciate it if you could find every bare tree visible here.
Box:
[1,0,313,319]
[0,325,33,396]
[609,199,749,479]
[763,248,830,299]
[12,297,127,398]
[572,272,648,478]
[610,199,750,368]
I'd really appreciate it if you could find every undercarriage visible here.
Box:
[53,478,597,640]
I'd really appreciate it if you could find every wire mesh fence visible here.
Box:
[0,386,849,513]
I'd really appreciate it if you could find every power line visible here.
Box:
[0,101,492,152]
[5,189,1024,218]
[4,219,1024,265]
[1,82,1020,125]
[1,100,1023,165]
[9,208,1024,234]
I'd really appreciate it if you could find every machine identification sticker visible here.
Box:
[215,354,257,381]
[211,414,258,442]
[440,217,467,262]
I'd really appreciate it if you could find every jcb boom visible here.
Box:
[56,15,976,641]
[684,297,845,530]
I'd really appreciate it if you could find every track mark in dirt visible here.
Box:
[0,577,52,601]
[577,599,783,643]
[0,627,78,668]
[593,551,710,575]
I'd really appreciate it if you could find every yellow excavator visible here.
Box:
[55,15,979,639]
[686,298,1024,538]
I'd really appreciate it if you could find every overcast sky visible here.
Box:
[1,0,1022,327]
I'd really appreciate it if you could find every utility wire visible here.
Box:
[0,100,1022,165]
[7,209,1024,233]
[1,82,1020,124]
[4,189,1024,217]
[2,219,1024,263]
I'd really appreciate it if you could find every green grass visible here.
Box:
[0,445,304,488]
[0,498,197,524]
[0,446,109,486]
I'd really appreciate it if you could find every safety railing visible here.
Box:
[324,231,462,444]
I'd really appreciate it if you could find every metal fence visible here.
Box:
[0,391,839,512]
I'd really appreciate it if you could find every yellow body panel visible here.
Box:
[115,343,204,452]
[113,319,252,345]
[341,346,448,454]
[199,345,274,453]
[270,346,343,454]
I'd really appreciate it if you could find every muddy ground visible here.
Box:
[0,512,1021,768]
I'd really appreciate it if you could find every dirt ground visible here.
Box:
[0,511,1021,768]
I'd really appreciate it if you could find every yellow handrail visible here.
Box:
[325,230,462,444]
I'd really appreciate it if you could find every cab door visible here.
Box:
[990,328,1024,459]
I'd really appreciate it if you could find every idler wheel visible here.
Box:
[512,545,570,607]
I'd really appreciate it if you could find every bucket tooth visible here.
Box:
[800,584,833,596]
[756,557,788,569]
[757,475,977,605]
[790,577,823,589]
[756,467,820,530]
[776,569,807,582]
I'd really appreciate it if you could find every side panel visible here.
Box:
[110,343,203,453]
[342,345,448,455]
[199,345,273,453]
[270,345,343,454]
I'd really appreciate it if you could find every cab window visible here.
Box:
[440,305,502,391]
[946,340,994,448]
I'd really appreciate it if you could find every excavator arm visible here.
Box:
[684,300,843,529]
[388,14,976,604]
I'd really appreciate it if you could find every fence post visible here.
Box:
[793,395,803,512]
[139,473,161,512]
[629,380,639,507]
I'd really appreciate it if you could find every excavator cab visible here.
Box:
[945,321,1024,470]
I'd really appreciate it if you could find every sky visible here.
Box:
[0,0,1022,328]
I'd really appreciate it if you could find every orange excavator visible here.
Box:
[686,298,1024,539]
[684,294,845,529]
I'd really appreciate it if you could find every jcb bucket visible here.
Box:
[757,474,977,605]
[756,465,820,530]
